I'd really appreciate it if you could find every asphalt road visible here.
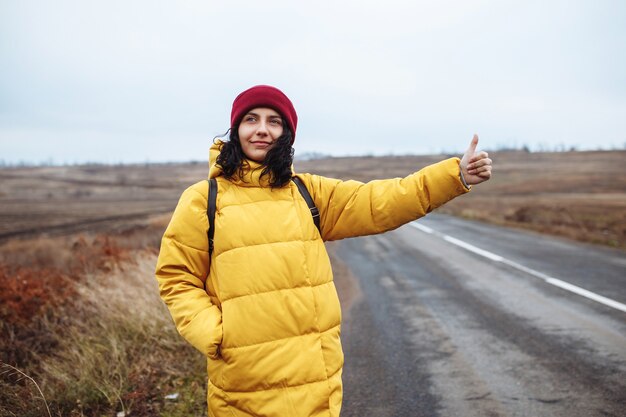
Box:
[336,213,626,417]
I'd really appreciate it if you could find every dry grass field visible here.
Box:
[0,150,624,416]
[2,150,624,248]
[0,163,204,241]
[297,150,626,249]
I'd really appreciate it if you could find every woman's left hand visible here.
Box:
[460,134,492,186]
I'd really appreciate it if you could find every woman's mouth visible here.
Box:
[251,141,271,148]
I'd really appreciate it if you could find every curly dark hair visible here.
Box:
[215,121,294,188]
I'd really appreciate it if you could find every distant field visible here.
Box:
[1,150,624,248]
[297,150,626,249]
[0,163,202,240]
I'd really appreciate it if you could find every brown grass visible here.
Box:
[0,216,207,417]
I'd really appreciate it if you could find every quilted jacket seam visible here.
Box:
[208,366,342,394]
[166,234,208,254]
[221,323,340,351]
[215,237,320,256]
[221,279,333,303]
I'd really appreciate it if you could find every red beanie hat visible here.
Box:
[230,85,298,143]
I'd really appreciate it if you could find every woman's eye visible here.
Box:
[270,119,282,125]
[244,116,256,122]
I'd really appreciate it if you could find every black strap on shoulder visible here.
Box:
[207,178,217,257]
[206,177,320,258]
[291,176,321,234]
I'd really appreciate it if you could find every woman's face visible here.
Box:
[237,107,284,163]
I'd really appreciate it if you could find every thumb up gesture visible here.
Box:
[460,135,492,186]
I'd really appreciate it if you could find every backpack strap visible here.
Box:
[206,178,217,257]
[206,177,321,259]
[291,176,321,234]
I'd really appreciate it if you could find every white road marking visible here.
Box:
[443,235,504,262]
[545,278,626,313]
[411,223,434,234]
[409,221,626,314]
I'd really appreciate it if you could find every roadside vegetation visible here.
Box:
[436,150,626,249]
[0,217,207,417]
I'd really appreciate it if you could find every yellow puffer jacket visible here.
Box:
[155,142,469,417]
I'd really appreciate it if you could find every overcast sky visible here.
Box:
[1,0,625,164]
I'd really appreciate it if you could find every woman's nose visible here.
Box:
[256,121,269,135]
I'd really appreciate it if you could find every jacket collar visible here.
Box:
[208,140,224,180]
[208,140,287,188]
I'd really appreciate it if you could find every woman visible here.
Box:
[155,85,492,417]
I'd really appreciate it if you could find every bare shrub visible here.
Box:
[0,363,51,417]
[40,255,206,416]
[0,229,207,416]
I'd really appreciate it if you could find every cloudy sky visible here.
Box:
[1,0,625,164]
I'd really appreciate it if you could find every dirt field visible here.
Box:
[1,150,625,248]
[0,163,201,240]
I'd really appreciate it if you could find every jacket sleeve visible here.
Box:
[301,157,470,241]
[155,183,223,358]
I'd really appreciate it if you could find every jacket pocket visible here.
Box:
[207,351,226,390]
[207,322,223,360]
